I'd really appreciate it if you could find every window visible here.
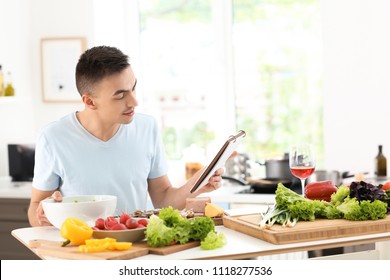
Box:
[232,0,323,162]
[97,0,323,167]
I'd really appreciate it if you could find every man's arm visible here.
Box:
[28,188,60,227]
[147,167,224,210]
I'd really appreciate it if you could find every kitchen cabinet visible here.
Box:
[0,198,39,259]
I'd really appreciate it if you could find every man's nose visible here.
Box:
[126,93,138,107]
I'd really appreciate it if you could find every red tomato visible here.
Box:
[125,219,139,229]
[137,219,149,227]
[104,216,118,230]
[110,223,127,230]
[119,213,131,224]
[382,182,390,191]
[94,218,105,230]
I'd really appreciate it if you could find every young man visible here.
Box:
[28,46,225,227]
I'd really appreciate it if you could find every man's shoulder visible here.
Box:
[134,112,156,123]
[38,113,75,136]
[132,113,158,128]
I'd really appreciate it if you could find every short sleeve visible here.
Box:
[32,132,61,191]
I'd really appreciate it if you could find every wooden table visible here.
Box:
[12,225,390,260]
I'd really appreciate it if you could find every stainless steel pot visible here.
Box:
[306,170,368,186]
[257,153,294,180]
[307,170,342,185]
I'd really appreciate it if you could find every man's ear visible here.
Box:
[82,94,97,109]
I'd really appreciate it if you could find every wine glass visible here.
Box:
[289,144,316,196]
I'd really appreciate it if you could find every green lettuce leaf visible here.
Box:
[200,231,226,250]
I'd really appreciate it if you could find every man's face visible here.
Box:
[89,66,138,125]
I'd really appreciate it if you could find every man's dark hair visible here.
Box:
[75,46,130,96]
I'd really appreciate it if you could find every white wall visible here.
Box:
[0,0,92,177]
[322,0,390,174]
[0,0,35,177]
[1,0,390,178]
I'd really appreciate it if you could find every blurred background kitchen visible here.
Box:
[1,0,390,184]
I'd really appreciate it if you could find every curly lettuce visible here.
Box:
[145,206,223,249]
[145,215,175,247]
[189,216,215,241]
[200,231,226,250]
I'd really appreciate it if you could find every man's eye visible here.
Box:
[116,93,124,99]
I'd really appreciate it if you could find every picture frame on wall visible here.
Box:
[41,37,86,102]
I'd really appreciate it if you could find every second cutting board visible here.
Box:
[223,214,390,244]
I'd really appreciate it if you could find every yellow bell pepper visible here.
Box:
[78,237,132,253]
[108,241,132,251]
[60,218,93,246]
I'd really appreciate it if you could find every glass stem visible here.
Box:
[300,179,305,196]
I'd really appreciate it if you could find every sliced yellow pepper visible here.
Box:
[108,242,132,251]
[85,237,116,246]
[78,237,133,253]
[78,238,115,253]
[60,218,93,246]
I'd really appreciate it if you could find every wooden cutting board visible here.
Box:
[28,239,201,259]
[223,214,390,245]
[29,239,149,260]
[133,241,200,255]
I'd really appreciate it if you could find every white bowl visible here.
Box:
[42,195,117,229]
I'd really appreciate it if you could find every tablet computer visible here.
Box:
[190,130,246,193]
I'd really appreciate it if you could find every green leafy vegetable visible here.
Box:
[274,183,328,221]
[158,206,184,227]
[336,198,387,221]
[145,206,222,249]
[145,215,175,247]
[261,183,389,229]
[275,183,308,209]
[189,216,215,241]
[330,186,350,206]
[200,231,226,250]
[259,205,290,229]
[288,200,317,221]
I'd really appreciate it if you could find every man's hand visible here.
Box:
[202,167,225,192]
[35,191,62,226]
[202,151,237,192]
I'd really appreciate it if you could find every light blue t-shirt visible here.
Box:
[32,112,169,213]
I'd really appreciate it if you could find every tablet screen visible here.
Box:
[190,130,246,193]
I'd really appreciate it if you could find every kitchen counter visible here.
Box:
[0,176,276,206]
[11,223,390,260]
[0,177,32,199]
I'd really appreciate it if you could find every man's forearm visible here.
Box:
[28,202,40,227]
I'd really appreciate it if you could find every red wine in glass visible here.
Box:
[289,144,316,196]
[290,166,315,180]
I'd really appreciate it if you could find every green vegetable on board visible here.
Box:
[145,206,223,249]
[260,182,389,229]
[200,231,226,250]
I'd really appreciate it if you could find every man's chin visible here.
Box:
[121,116,134,124]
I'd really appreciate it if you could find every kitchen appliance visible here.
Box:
[223,152,301,194]
[8,144,35,182]
[306,170,369,186]
[256,153,294,181]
